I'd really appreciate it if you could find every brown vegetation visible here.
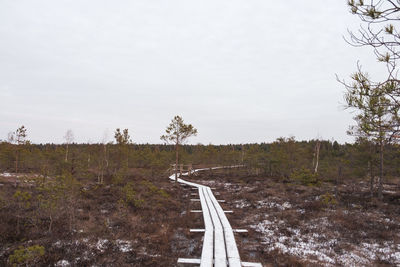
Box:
[0,170,202,266]
[189,168,400,266]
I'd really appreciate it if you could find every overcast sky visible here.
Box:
[0,0,388,144]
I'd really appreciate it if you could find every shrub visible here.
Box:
[141,180,170,199]
[320,192,337,207]
[8,245,45,266]
[290,168,318,186]
[13,190,32,209]
[112,171,124,185]
[121,182,143,208]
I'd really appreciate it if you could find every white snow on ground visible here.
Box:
[95,239,109,253]
[55,260,71,266]
[251,217,400,266]
[116,239,132,252]
[234,199,251,208]
[53,240,63,248]
[256,200,292,210]
[0,172,44,178]
[235,195,296,210]
[297,208,306,214]
[52,238,134,257]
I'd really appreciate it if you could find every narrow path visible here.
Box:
[170,166,262,267]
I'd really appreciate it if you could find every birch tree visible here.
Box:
[63,130,74,162]
[313,140,321,174]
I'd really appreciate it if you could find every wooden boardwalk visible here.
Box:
[170,167,262,267]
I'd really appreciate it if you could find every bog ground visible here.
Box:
[0,167,399,266]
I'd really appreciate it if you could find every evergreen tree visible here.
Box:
[161,116,197,181]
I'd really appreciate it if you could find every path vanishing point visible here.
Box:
[170,166,262,267]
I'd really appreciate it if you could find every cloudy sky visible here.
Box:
[0,0,387,144]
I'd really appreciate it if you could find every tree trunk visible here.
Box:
[175,144,178,182]
[314,141,320,174]
[65,144,69,162]
[378,141,384,200]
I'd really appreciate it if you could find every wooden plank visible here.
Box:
[190,229,205,232]
[171,167,251,267]
[200,230,213,267]
[177,258,201,264]
[233,229,248,233]
[241,262,263,267]
[205,187,241,267]
[198,187,213,267]
[203,189,226,267]
[190,229,246,233]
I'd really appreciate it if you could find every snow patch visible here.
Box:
[55,260,71,266]
[234,199,251,208]
[96,239,109,253]
[116,239,132,252]
[53,241,63,248]
[251,216,400,265]
[257,200,292,210]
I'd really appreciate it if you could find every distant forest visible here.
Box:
[1,137,399,186]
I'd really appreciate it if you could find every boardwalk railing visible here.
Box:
[170,166,262,267]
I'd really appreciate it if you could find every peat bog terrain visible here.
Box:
[1,167,399,266]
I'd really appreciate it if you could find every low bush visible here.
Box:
[290,168,318,186]
[120,182,144,208]
[320,192,337,207]
[8,245,45,266]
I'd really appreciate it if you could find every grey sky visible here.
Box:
[0,0,387,144]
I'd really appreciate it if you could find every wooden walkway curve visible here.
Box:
[170,166,262,267]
